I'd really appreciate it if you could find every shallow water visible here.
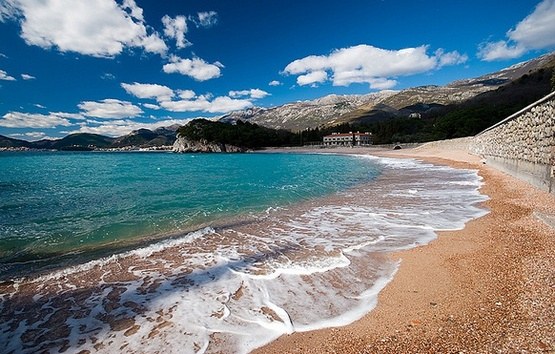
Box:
[0,153,488,354]
[0,151,380,278]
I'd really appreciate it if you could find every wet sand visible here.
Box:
[255,141,555,353]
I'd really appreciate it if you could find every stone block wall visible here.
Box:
[471,91,555,193]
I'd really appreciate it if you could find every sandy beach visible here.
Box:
[1,142,553,353]
[255,142,555,353]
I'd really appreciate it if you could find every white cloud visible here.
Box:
[34,103,46,109]
[478,41,526,62]
[120,82,264,115]
[24,131,47,140]
[206,96,253,113]
[160,95,253,114]
[296,70,328,86]
[143,103,161,110]
[194,11,218,28]
[78,99,143,119]
[434,48,469,67]
[478,0,555,61]
[121,0,143,21]
[1,0,168,58]
[0,69,16,81]
[268,80,282,86]
[121,82,174,102]
[283,44,467,89]
[72,118,192,137]
[249,89,270,99]
[0,111,74,128]
[21,73,35,80]
[162,15,190,49]
[51,112,85,120]
[177,89,196,99]
[229,88,270,99]
[139,32,167,55]
[163,55,223,81]
[0,53,8,58]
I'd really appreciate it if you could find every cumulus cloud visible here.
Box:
[163,55,223,81]
[1,69,16,81]
[268,80,282,86]
[121,82,174,102]
[1,0,168,58]
[0,111,75,128]
[78,99,143,119]
[121,0,143,21]
[162,15,190,49]
[478,41,526,61]
[177,89,196,100]
[159,91,253,114]
[119,82,264,114]
[478,0,555,61]
[296,70,328,86]
[21,73,35,80]
[229,88,270,99]
[283,44,467,89]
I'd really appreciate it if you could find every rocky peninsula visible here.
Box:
[172,135,245,153]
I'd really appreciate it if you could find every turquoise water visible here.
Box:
[0,152,490,354]
[0,151,381,276]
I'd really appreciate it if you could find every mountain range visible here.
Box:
[0,125,180,150]
[1,52,554,150]
[219,52,555,131]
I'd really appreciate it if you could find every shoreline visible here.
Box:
[2,144,553,352]
[0,146,494,354]
[254,143,555,353]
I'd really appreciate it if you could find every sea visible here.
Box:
[0,151,488,353]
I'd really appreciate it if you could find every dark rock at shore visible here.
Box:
[172,135,245,153]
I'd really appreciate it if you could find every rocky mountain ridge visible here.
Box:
[219,52,555,131]
[2,52,554,150]
[219,91,398,131]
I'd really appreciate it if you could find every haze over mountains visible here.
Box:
[1,52,554,150]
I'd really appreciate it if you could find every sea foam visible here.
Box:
[0,156,488,354]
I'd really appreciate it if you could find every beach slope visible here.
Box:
[255,140,555,353]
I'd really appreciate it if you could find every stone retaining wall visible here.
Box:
[471,91,555,193]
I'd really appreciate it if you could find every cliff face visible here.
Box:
[172,135,245,153]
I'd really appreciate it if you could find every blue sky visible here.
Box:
[1,0,554,140]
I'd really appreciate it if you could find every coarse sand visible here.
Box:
[255,142,555,353]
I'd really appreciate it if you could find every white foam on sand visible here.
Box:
[0,157,489,354]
